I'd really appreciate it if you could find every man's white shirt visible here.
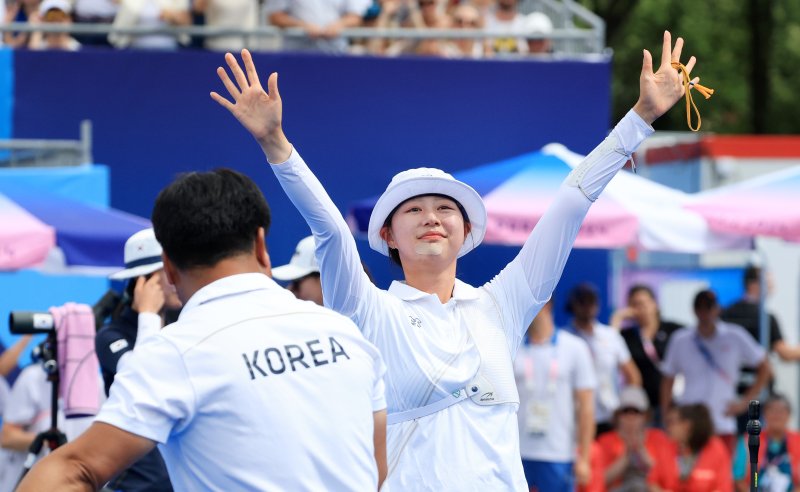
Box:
[514,329,595,462]
[96,273,386,491]
[661,321,766,434]
[568,322,632,424]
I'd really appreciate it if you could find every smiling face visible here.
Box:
[380,194,470,267]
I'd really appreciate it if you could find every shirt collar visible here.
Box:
[180,273,281,318]
[388,278,480,302]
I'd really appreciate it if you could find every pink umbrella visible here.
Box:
[0,193,55,270]
[685,166,800,242]
[349,144,748,253]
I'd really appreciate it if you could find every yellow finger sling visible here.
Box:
[671,61,714,131]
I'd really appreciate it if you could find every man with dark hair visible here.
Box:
[565,283,642,436]
[19,168,388,491]
[661,289,770,454]
[722,265,800,434]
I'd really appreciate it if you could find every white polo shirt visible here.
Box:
[568,322,632,424]
[661,321,766,435]
[271,110,652,490]
[514,329,595,462]
[96,273,386,491]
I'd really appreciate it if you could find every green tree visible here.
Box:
[580,0,800,134]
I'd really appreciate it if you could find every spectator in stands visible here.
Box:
[73,0,118,46]
[29,0,81,51]
[271,235,323,306]
[612,284,683,427]
[3,0,39,48]
[522,11,552,54]
[108,0,191,50]
[665,404,733,492]
[515,299,595,490]
[378,0,452,57]
[661,289,770,453]
[0,364,100,491]
[723,265,800,434]
[733,393,800,492]
[565,283,642,436]
[448,3,484,58]
[484,0,527,56]
[266,0,370,54]
[192,0,258,52]
[595,386,679,492]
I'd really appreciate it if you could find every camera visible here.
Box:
[8,311,57,335]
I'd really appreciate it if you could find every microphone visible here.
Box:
[746,400,761,492]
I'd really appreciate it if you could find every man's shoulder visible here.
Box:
[164,294,368,352]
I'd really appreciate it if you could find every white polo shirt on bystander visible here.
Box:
[661,321,766,435]
[515,329,596,462]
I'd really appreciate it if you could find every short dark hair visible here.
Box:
[627,284,656,303]
[152,168,271,270]
[744,265,761,287]
[764,393,792,413]
[381,193,470,267]
[678,404,714,454]
[693,289,718,311]
[566,283,599,314]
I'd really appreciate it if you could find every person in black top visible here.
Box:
[611,284,682,427]
[95,228,180,492]
[722,265,800,434]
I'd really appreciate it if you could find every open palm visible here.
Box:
[211,50,283,147]
[634,31,699,125]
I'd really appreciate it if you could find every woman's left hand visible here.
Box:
[633,31,699,125]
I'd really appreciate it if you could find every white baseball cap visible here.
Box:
[272,236,320,282]
[39,0,72,16]
[109,228,164,280]
[617,386,650,412]
[523,12,553,36]
[367,168,486,258]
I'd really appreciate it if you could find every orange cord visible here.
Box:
[671,61,714,132]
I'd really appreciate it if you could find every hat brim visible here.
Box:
[109,262,163,280]
[367,175,486,258]
[271,264,319,282]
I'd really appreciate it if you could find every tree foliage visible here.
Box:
[580,0,799,134]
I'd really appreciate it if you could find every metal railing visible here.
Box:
[0,120,92,167]
[0,2,606,55]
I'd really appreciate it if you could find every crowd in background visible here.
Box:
[1,0,557,57]
[511,266,798,492]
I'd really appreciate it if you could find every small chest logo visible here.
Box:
[409,316,423,328]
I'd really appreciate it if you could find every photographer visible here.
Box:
[94,228,180,492]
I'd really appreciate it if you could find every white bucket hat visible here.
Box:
[39,0,72,16]
[109,228,164,280]
[272,236,320,282]
[367,168,486,258]
[617,386,650,412]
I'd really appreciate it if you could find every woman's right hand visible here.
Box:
[132,275,165,315]
[211,49,292,163]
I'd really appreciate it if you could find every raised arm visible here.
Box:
[488,32,700,339]
[211,50,380,324]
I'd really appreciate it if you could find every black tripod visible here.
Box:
[16,332,68,487]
